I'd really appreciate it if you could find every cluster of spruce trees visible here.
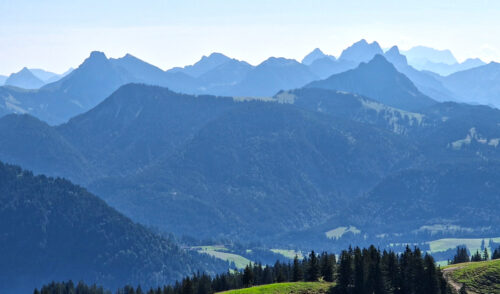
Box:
[35,246,449,294]
[333,246,450,294]
[493,247,500,260]
[451,245,500,264]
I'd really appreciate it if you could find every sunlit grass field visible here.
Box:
[449,259,500,293]
[217,282,334,294]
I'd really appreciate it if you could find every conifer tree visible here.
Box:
[306,251,320,281]
[242,265,254,287]
[452,246,470,264]
[338,250,353,293]
[471,250,482,262]
[181,278,193,294]
[353,247,364,294]
[292,255,303,282]
[482,248,489,261]
[320,252,335,282]
[423,255,440,294]
[493,247,500,260]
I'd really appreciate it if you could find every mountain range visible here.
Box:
[306,54,437,111]
[2,77,500,249]
[1,39,498,125]
[401,46,486,76]
[2,40,500,285]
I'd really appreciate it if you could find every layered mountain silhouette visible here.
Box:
[339,39,383,63]
[29,68,61,83]
[0,52,199,124]
[228,57,317,96]
[419,58,486,76]
[306,54,437,111]
[441,62,500,107]
[5,40,497,125]
[0,161,228,294]
[5,67,45,89]
[2,82,500,247]
[402,46,458,67]
[301,48,335,65]
[306,40,385,79]
[383,46,456,102]
[168,52,233,77]
[400,46,485,76]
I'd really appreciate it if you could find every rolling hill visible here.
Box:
[444,259,500,293]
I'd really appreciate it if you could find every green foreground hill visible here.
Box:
[446,259,500,293]
[217,282,334,294]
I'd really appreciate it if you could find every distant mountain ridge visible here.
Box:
[441,61,500,107]
[1,40,496,124]
[306,54,437,111]
[402,46,458,66]
[5,67,45,89]
[302,48,335,65]
[402,46,485,75]
[383,46,456,102]
[339,39,383,62]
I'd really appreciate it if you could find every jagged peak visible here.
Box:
[386,46,400,54]
[89,51,107,59]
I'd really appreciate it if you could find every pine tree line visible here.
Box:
[334,245,450,294]
[450,245,500,264]
[35,246,449,294]
[493,246,500,260]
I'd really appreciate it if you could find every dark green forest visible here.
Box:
[0,161,228,293]
[35,246,450,294]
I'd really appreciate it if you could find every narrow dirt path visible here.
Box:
[442,265,478,294]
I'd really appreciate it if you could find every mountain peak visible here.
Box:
[386,45,400,54]
[206,52,229,59]
[261,57,300,67]
[306,54,436,111]
[339,39,383,63]
[5,67,45,89]
[171,52,232,78]
[302,48,335,65]
[79,51,110,68]
[89,51,107,59]
[384,46,408,66]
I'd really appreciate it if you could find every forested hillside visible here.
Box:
[0,162,228,293]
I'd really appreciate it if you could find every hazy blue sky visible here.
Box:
[1,0,499,75]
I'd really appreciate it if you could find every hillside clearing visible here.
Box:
[444,259,500,294]
[217,282,334,294]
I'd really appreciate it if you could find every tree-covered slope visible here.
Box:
[91,99,416,240]
[0,162,228,294]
